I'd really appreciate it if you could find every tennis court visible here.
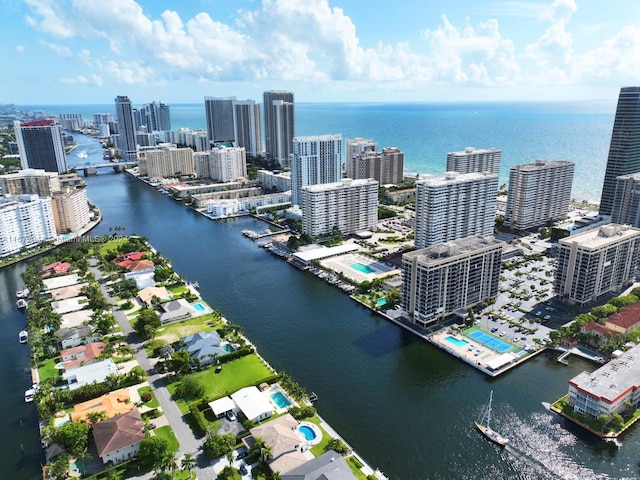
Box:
[468,330,513,353]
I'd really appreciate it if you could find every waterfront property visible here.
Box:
[565,343,640,430]
[320,252,399,283]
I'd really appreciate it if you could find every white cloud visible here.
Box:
[16,45,25,52]
[41,41,71,57]
[60,75,88,84]
[17,0,640,96]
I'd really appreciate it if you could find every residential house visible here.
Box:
[124,270,156,290]
[180,331,228,366]
[137,286,172,306]
[62,358,119,391]
[605,303,640,334]
[60,341,106,370]
[208,396,236,418]
[114,251,147,268]
[55,326,100,349]
[71,389,134,423]
[159,299,195,324]
[125,259,155,273]
[281,449,359,480]
[93,410,145,465]
[581,322,617,348]
[231,386,274,423]
[244,413,306,474]
[41,261,73,277]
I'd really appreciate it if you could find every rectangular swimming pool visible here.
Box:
[192,302,206,312]
[351,262,376,274]
[270,391,292,409]
[444,336,469,348]
[468,330,513,353]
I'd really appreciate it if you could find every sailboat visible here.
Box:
[475,390,509,446]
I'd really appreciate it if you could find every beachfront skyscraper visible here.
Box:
[114,95,138,161]
[235,100,262,157]
[402,235,503,327]
[347,147,404,185]
[611,172,640,226]
[144,101,171,132]
[204,97,237,145]
[600,87,640,216]
[414,171,498,249]
[446,147,501,175]
[209,146,247,183]
[263,91,294,167]
[204,97,262,156]
[290,134,342,206]
[504,160,574,230]
[14,120,68,173]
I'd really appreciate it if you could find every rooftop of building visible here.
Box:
[303,178,378,192]
[570,343,640,402]
[559,224,640,250]
[416,171,498,186]
[510,159,575,170]
[447,146,501,156]
[404,235,503,262]
[606,303,640,330]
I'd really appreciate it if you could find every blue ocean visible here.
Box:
[19,100,616,202]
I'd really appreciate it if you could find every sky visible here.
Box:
[2,0,640,105]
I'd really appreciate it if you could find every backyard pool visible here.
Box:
[192,302,206,312]
[223,344,235,353]
[297,421,322,445]
[270,391,292,409]
[444,336,469,348]
[351,262,376,274]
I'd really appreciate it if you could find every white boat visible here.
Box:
[475,391,509,447]
[77,150,88,159]
[24,388,36,403]
[16,298,28,310]
[16,288,30,298]
[19,330,28,344]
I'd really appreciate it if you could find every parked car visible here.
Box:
[491,327,498,333]
[499,331,506,337]
[226,410,237,421]
[237,450,248,460]
[239,464,248,475]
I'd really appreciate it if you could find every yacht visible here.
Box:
[19,330,28,344]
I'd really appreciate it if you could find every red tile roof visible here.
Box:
[60,342,106,370]
[582,322,617,336]
[93,410,145,458]
[126,259,155,272]
[606,303,640,331]
[41,261,73,277]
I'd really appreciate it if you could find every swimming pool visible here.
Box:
[270,391,292,409]
[351,262,376,274]
[375,298,387,307]
[299,425,316,441]
[192,302,206,312]
[445,336,469,348]
[468,330,513,353]
[223,344,235,353]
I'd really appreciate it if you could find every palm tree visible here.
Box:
[181,453,196,475]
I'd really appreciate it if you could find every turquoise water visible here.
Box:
[223,344,235,353]
[299,425,316,441]
[26,100,614,203]
[444,336,469,348]
[270,391,292,409]
[468,330,513,353]
[375,298,387,307]
[351,263,376,274]
[192,302,205,312]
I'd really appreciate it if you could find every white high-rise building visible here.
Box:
[446,147,501,175]
[505,160,574,230]
[194,152,210,179]
[414,172,498,249]
[209,146,247,183]
[290,134,342,206]
[402,235,503,327]
[0,195,57,257]
[301,178,378,237]
[554,224,640,306]
[0,169,61,197]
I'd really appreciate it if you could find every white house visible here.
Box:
[93,410,145,465]
[230,386,274,423]
[62,358,119,391]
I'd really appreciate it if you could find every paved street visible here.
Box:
[90,259,218,480]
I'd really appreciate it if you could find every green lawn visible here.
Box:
[137,386,160,408]
[38,357,61,383]
[307,416,333,457]
[152,313,224,345]
[167,354,275,414]
[168,285,189,294]
[153,425,179,452]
